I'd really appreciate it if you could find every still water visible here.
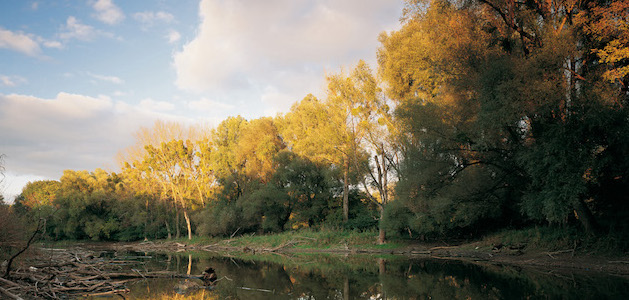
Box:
[87,251,629,299]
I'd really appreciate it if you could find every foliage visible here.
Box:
[11,0,629,246]
[17,180,60,208]
[376,0,629,239]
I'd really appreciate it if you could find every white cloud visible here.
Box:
[92,0,125,25]
[140,98,175,112]
[0,75,27,87]
[173,0,403,113]
[134,11,175,27]
[187,97,234,112]
[87,72,124,84]
[31,2,39,10]
[59,17,97,41]
[0,28,42,56]
[41,39,63,49]
[166,29,181,44]
[0,92,192,186]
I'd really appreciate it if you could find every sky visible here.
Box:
[0,0,405,203]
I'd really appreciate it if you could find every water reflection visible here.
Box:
[91,251,629,299]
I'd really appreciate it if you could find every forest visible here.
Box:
[2,0,628,250]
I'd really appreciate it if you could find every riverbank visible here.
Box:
[3,230,627,299]
[102,228,629,277]
[12,240,629,300]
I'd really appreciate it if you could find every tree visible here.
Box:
[236,117,285,183]
[120,121,203,240]
[280,95,348,218]
[271,151,336,228]
[326,61,401,244]
[206,116,247,199]
[142,140,201,240]
[576,0,629,103]
[52,170,121,240]
[379,0,529,237]
[19,180,60,208]
[378,0,629,236]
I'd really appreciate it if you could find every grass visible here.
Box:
[169,227,407,251]
[40,225,628,257]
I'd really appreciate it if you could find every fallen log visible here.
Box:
[82,288,130,297]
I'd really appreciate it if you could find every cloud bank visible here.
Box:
[0,92,191,183]
[173,0,403,113]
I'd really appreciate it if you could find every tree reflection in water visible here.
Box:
[118,252,629,299]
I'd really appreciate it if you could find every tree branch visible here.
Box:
[3,218,44,278]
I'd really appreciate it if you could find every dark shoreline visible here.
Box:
[101,240,629,277]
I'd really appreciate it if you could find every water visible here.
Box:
[86,251,629,299]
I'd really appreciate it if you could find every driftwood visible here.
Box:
[0,248,188,299]
[0,285,24,300]
[546,249,575,259]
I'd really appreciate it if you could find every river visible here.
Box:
[79,250,629,299]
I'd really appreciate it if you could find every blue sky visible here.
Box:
[0,0,404,202]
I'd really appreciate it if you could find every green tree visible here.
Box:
[271,151,337,228]
[236,117,286,183]
[280,95,349,219]
[327,60,401,243]
[380,0,629,236]
[207,116,248,199]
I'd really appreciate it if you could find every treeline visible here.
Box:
[9,0,629,245]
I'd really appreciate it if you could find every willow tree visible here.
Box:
[236,117,286,184]
[380,0,629,235]
[379,0,523,236]
[326,60,400,243]
[280,95,349,219]
[119,121,206,240]
[205,116,247,200]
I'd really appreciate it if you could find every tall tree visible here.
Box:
[280,95,348,218]
[379,0,527,236]
[119,121,201,240]
[328,60,400,243]
[379,0,629,235]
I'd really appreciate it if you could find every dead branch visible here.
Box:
[0,286,24,300]
[82,288,130,297]
[3,218,44,278]
[0,246,192,299]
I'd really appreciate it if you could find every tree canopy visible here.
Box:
[9,0,629,245]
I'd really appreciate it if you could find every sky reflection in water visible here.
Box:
[85,251,629,300]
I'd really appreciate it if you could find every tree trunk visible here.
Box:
[343,277,350,300]
[165,220,172,240]
[175,208,181,239]
[343,158,349,222]
[574,197,598,234]
[378,205,386,245]
[144,199,149,240]
[183,209,193,240]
